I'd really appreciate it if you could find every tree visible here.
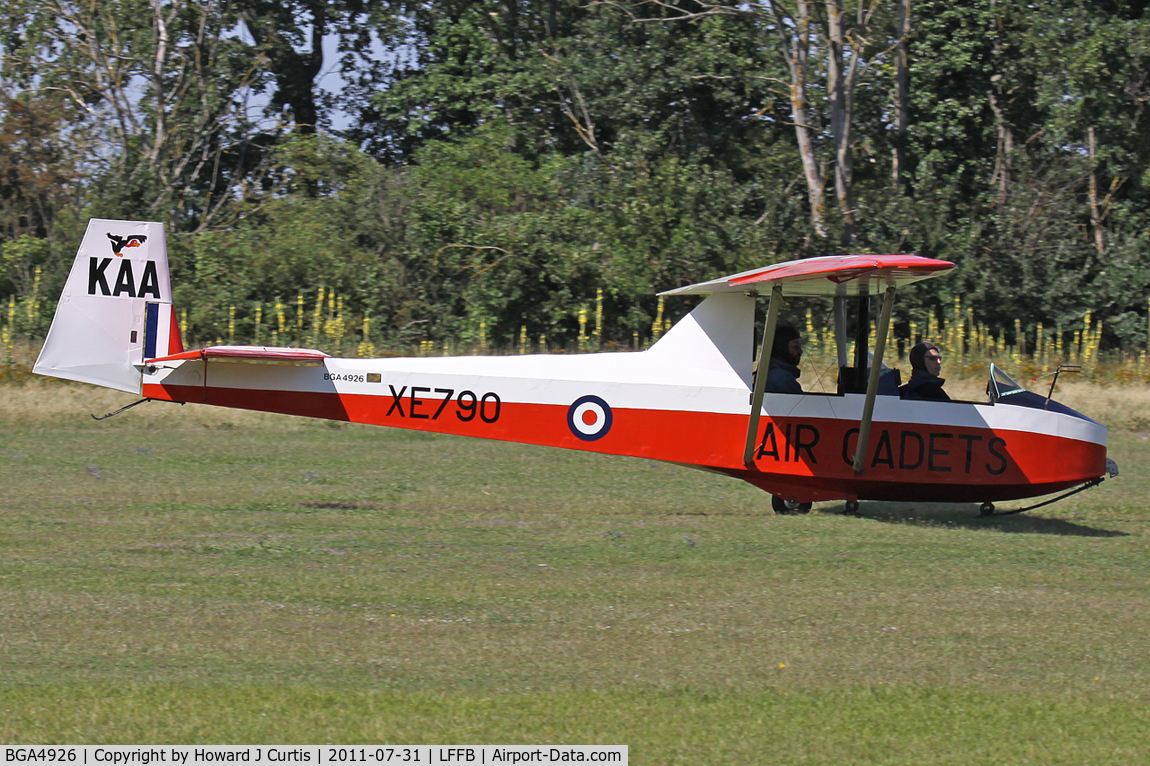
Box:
[903,0,1150,347]
[236,0,392,136]
[2,0,282,230]
[611,0,903,245]
[0,92,76,242]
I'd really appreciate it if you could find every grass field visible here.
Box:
[2,381,1149,763]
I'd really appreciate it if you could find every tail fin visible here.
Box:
[34,219,182,394]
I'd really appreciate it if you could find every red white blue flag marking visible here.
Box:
[568,395,613,441]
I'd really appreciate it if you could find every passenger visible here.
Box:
[764,325,803,394]
[763,326,808,514]
[900,341,951,401]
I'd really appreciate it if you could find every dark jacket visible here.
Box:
[900,371,951,401]
[765,358,803,394]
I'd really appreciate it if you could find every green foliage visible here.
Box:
[893,0,1150,348]
[169,136,402,346]
[0,233,71,337]
[2,0,1149,353]
[0,234,49,294]
[398,119,780,347]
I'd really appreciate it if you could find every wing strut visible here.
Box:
[852,285,896,475]
[833,296,848,369]
[744,284,783,465]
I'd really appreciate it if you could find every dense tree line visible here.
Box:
[1,0,1148,352]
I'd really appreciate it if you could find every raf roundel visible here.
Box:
[567,395,613,441]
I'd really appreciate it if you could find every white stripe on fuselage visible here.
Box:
[146,351,1106,447]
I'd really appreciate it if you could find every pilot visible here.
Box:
[900,341,951,401]
[764,325,803,393]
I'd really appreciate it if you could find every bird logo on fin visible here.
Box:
[106,233,147,255]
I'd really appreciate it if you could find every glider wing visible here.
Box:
[660,255,954,298]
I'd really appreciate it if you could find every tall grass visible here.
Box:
[801,297,1147,385]
[7,277,1148,371]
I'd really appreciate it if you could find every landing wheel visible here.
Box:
[979,502,995,516]
[843,500,860,515]
[771,496,812,515]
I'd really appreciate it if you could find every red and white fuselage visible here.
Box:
[141,296,1106,504]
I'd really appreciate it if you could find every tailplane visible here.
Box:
[34,219,181,394]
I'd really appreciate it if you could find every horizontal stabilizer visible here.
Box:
[150,346,331,365]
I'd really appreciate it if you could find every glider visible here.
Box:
[35,219,1116,515]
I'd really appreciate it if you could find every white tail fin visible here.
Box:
[34,219,182,394]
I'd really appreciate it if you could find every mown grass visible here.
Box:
[2,381,1149,762]
[4,685,1150,764]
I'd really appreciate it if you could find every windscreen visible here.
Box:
[988,363,1026,402]
[987,363,1100,424]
